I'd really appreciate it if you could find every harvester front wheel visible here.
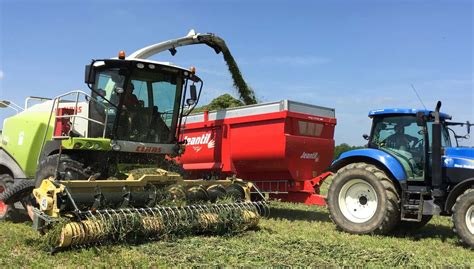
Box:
[452,189,474,249]
[0,174,21,222]
[35,154,91,187]
[327,162,400,234]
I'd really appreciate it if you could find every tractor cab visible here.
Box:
[367,109,452,181]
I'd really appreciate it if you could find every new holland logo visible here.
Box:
[300,152,320,161]
[184,133,215,150]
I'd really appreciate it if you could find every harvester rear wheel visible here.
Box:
[0,174,21,222]
[327,162,400,234]
[452,188,474,249]
[35,154,91,187]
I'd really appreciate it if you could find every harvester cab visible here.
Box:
[327,102,474,248]
[0,31,268,251]
[85,56,201,151]
[36,55,203,180]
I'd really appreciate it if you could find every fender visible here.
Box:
[445,177,474,213]
[0,149,27,179]
[39,140,62,163]
[330,148,407,181]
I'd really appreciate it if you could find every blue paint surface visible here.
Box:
[443,147,474,169]
[333,148,407,180]
[368,108,451,120]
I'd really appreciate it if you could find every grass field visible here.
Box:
[0,200,472,267]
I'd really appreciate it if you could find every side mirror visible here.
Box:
[84,65,96,84]
[416,111,425,126]
[362,134,370,140]
[186,84,197,106]
[190,84,197,100]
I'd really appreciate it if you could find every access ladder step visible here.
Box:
[401,190,425,222]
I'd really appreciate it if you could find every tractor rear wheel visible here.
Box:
[327,162,400,234]
[452,189,474,249]
[0,174,21,222]
[35,154,91,187]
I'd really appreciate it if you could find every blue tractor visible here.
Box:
[327,102,474,248]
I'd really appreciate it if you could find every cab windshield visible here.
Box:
[427,121,452,148]
[90,64,183,144]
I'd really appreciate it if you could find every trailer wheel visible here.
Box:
[452,189,474,249]
[327,162,400,234]
[35,154,91,187]
[0,174,21,222]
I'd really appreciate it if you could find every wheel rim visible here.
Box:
[338,179,378,223]
[465,204,474,235]
[0,186,7,216]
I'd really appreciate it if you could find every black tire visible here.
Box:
[327,162,400,234]
[0,179,36,204]
[396,215,432,232]
[0,174,21,222]
[452,189,474,249]
[35,154,91,187]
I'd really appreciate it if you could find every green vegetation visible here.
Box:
[334,143,364,159]
[192,93,244,113]
[0,201,472,267]
[221,50,257,105]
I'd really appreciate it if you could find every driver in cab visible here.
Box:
[385,123,419,151]
[123,84,141,109]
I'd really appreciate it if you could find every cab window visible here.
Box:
[426,122,452,148]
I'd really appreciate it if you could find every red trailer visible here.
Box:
[177,100,336,205]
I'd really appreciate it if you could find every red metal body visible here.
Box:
[54,108,75,137]
[0,185,7,216]
[177,100,336,205]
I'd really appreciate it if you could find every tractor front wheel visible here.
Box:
[452,189,474,249]
[327,162,400,234]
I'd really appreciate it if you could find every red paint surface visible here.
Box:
[0,186,7,216]
[54,108,75,137]
[177,109,336,205]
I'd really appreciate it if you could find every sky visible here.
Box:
[0,0,472,146]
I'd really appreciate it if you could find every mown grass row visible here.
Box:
[0,201,472,267]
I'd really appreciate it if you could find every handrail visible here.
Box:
[38,90,111,163]
[0,100,24,114]
[24,96,52,110]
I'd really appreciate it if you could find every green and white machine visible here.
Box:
[0,31,267,250]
